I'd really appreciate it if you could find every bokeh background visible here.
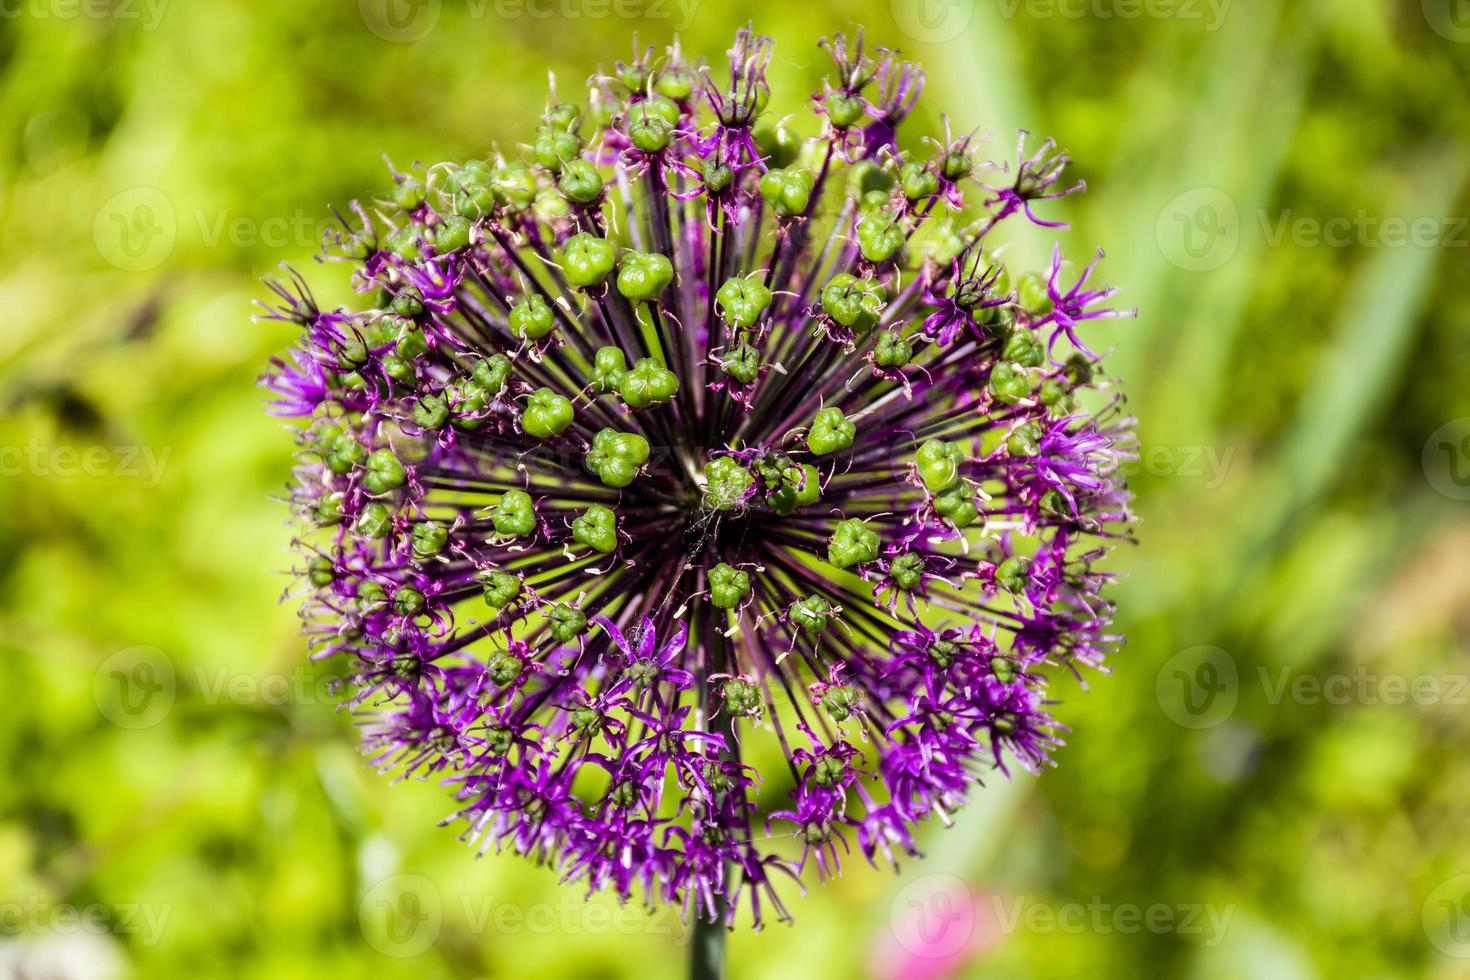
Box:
[2,0,1469,977]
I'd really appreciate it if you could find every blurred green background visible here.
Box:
[2,0,1469,977]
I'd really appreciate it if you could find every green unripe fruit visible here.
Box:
[626,116,673,153]
[411,521,449,560]
[807,407,856,456]
[557,159,604,204]
[890,552,924,591]
[560,233,617,288]
[432,214,473,254]
[715,276,773,329]
[392,586,426,617]
[490,489,536,537]
[307,555,335,587]
[900,161,940,201]
[702,159,734,194]
[753,119,800,168]
[826,92,866,129]
[703,456,754,510]
[532,127,583,172]
[382,353,415,384]
[356,501,394,538]
[394,320,429,360]
[721,676,763,716]
[491,165,538,211]
[857,213,904,264]
[357,581,387,611]
[589,346,628,394]
[571,503,618,554]
[820,273,884,331]
[391,177,425,211]
[940,149,973,181]
[363,449,408,495]
[789,595,836,635]
[1017,271,1054,314]
[510,294,556,340]
[655,68,693,100]
[616,251,674,303]
[758,167,813,218]
[473,354,512,394]
[478,569,522,608]
[314,493,346,525]
[873,330,913,368]
[721,344,761,385]
[385,226,422,262]
[543,102,581,131]
[521,388,575,438]
[709,563,751,609]
[820,685,863,722]
[486,650,524,686]
[617,358,679,409]
[934,486,979,528]
[1006,422,1042,457]
[916,439,963,493]
[988,362,1031,404]
[828,517,880,569]
[585,428,650,488]
[548,603,587,642]
[1003,328,1044,368]
[995,556,1033,594]
[390,288,425,318]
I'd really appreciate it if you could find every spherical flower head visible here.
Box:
[261,25,1136,930]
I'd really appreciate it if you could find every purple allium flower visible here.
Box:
[261,27,1136,930]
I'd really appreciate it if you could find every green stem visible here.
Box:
[689,903,727,980]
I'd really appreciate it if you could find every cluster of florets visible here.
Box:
[262,27,1135,928]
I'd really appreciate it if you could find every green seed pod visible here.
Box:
[571,503,618,553]
[758,167,813,218]
[411,521,449,560]
[820,273,884,332]
[521,388,575,438]
[873,330,913,368]
[709,563,751,609]
[857,213,904,264]
[828,517,880,569]
[995,556,1033,594]
[510,294,556,340]
[585,428,650,488]
[617,358,679,409]
[703,456,755,510]
[490,489,537,537]
[548,603,588,642]
[589,346,628,394]
[560,233,617,288]
[807,407,856,456]
[477,569,522,608]
[916,439,963,493]
[616,251,674,303]
[715,275,773,329]
[557,159,604,205]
